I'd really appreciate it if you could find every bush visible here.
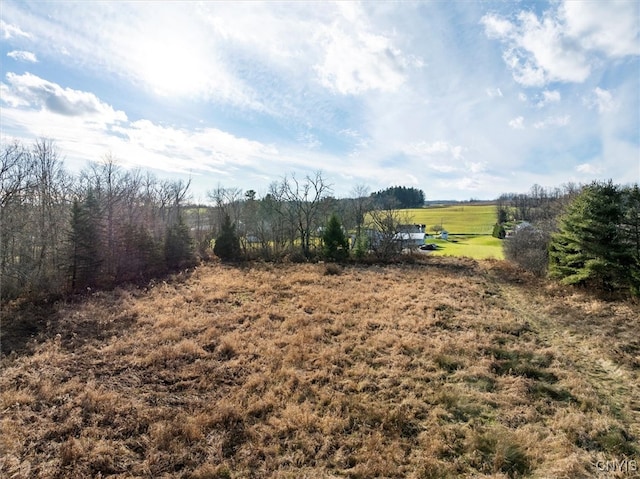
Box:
[324,263,342,275]
[504,224,550,276]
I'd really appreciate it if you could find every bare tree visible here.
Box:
[280,171,333,258]
[30,138,70,290]
[366,197,410,260]
[350,184,371,246]
[0,140,34,298]
[207,185,243,232]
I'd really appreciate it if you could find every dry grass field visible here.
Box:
[1,258,639,478]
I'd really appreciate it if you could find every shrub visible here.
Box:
[324,263,342,276]
[504,224,550,276]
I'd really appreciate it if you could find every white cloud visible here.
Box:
[297,131,322,150]
[481,1,639,87]
[533,115,570,129]
[116,120,280,172]
[1,72,126,124]
[7,50,37,63]
[482,14,515,38]
[561,1,640,57]
[486,87,503,98]
[537,89,561,107]
[509,116,525,129]
[403,141,465,160]
[314,21,409,95]
[584,87,615,113]
[576,162,604,175]
[0,19,31,39]
[468,161,487,174]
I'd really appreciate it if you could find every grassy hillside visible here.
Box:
[430,235,505,260]
[407,204,496,234]
[2,259,639,478]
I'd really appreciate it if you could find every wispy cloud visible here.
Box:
[576,162,604,175]
[584,87,615,114]
[403,141,466,161]
[7,50,37,62]
[509,116,525,129]
[0,19,31,39]
[533,115,570,129]
[314,14,411,95]
[537,90,561,107]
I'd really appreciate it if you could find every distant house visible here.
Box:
[515,221,532,231]
[394,224,427,248]
[362,224,426,250]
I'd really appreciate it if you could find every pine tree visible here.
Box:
[214,214,241,261]
[164,215,195,269]
[68,192,102,291]
[549,181,632,292]
[621,185,640,295]
[322,213,349,261]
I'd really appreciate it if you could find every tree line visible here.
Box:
[371,186,425,209]
[1,139,425,301]
[1,139,196,300]
[499,181,640,296]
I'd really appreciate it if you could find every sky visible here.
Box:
[1,1,639,201]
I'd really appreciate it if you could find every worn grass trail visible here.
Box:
[485,264,640,463]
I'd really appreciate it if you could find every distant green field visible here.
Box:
[426,235,504,260]
[405,205,503,259]
[406,204,496,234]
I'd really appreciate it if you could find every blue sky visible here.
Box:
[1,1,638,201]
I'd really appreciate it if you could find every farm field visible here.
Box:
[1,259,639,478]
[406,204,503,260]
[407,204,497,235]
[428,235,505,260]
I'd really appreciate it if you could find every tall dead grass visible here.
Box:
[1,258,638,478]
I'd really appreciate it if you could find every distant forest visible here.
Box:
[1,138,426,300]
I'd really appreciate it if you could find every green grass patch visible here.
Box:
[428,235,504,260]
[406,204,496,234]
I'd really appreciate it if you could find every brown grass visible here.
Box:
[1,257,639,478]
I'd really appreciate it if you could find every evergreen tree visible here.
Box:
[322,213,349,261]
[621,185,640,295]
[214,213,241,261]
[68,192,102,290]
[549,181,633,292]
[120,223,164,281]
[164,215,195,269]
